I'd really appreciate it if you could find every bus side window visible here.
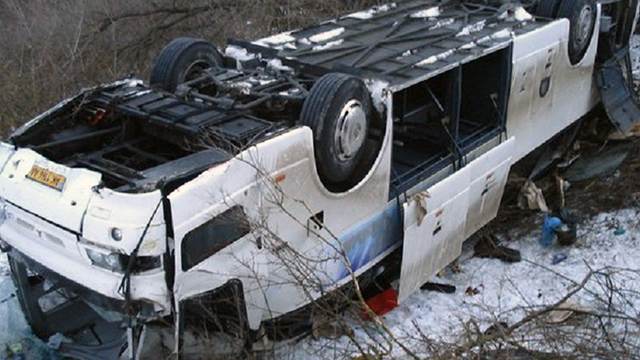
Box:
[181,206,250,271]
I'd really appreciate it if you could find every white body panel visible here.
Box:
[0,203,171,312]
[0,148,101,232]
[0,148,170,312]
[170,94,394,328]
[399,137,515,302]
[397,13,602,303]
[464,138,515,238]
[399,164,471,302]
[83,189,166,256]
[507,16,600,162]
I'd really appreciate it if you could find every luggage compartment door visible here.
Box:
[398,165,471,303]
[464,137,515,238]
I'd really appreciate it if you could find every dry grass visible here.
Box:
[0,0,381,137]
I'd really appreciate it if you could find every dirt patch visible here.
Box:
[490,113,640,239]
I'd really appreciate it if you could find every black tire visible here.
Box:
[300,73,373,186]
[8,255,49,339]
[557,0,597,64]
[534,0,562,18]
[150,37,223,92]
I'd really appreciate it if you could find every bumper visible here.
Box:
[0,203,171,315]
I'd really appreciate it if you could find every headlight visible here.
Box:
[85,248,162,273]
[86,248,125,272]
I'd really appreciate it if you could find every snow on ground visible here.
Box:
[0,253,25,347]
[0,255,56,358]
[0,254,29,346]
[286,207,640,359]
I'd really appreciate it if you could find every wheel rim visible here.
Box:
[575,5,594,51]
[182,59,211,83]
[334,99,367,161]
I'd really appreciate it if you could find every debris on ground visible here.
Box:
[555,208,578,246]
[1,338,57,360]
[0,294,15,306]
[607,124,640,139]
[551,253,568,265]
[311,317,354,340]
[45,333,66,351]
[464,286,481,296]
[474,234,521,263]
[528,122,583,180]
[544,299,588,324]
[420,282,456,294]
[518,180,550,212]
[483,321,509,336]
[362,288,398,320]
[448,262,462,274]
[540,215,565,247]
[614,227,626,236]
[563,143,631,182]
[5,342,24,360]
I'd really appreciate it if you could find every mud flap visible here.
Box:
[596,50,640,133]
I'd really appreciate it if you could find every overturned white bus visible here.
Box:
[0,0,639,357]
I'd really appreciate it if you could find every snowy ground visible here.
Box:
[285,207,640,359]
[0,247,56,358]
[0,254,45,358]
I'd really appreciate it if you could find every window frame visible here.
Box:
[181,205,251,271]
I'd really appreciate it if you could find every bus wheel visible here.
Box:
[558,0,597,64]
[300,73,373,187]
[534,0,562,18]
[150,37,223,92]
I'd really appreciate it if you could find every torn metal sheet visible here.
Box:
[563,143,631,181]
[527,121,583,180]
[597,52,640,133]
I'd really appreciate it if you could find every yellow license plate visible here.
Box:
[26,165,66,191]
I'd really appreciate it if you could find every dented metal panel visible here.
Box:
[596,53,640,133]
[507,15,600,163]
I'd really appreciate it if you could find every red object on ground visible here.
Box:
[362,288,398,320]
